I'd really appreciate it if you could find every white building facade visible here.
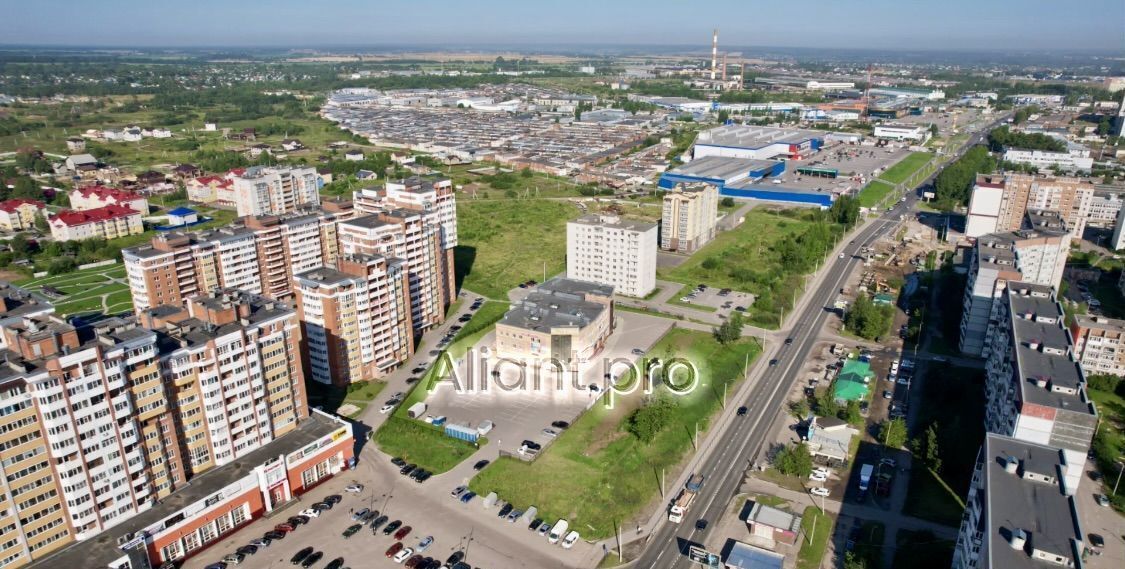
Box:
[566,214,657,298]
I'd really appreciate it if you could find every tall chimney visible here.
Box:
[711,29,719,81]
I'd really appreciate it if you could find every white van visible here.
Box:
[561,530,580,549]
[548,519,569,544]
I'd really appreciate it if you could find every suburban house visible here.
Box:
[0,199,46,232]
[63,153,99,173]
[805,415,858,466]
[172,163,202,179]
[281,139,305,151]
[69,185,149,214]
[49,204,144,241]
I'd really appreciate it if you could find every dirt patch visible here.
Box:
[0,270,29,282]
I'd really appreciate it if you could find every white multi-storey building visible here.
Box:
[1002,148,1093,173]
[567,214,657,298]
[231,166,320,216]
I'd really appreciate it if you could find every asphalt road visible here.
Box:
[635,113,1014,568]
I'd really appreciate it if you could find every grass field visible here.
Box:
[468,328,761,538]
[877,152,932,185]
[16,263,132,316]
[903,364,984,526]
[659,207,841,328]
[455,199,576,299]
[857,180,895,208]
[797,506,836,569]
[1087,386,1125,512]
[371,301,509,473]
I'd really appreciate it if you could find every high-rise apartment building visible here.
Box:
[231,166,320,217]
[965,172,1094,239]
[123,211,346,312]
[981,283,1097,491]
[567,214,658,298]
[959,211,1070,356]
[661,185,718,253]
[1068,314,1125,378]
[338,211,450,331]
[951,433,1085,569]
[294,254,414,387]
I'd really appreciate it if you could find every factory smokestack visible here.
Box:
[711,29,719,81]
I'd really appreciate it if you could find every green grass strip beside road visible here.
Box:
[372,301,509,473]
[856,180,895,208]
[467,328,760,538]
[797,506,835,569]
[877,152,932,185]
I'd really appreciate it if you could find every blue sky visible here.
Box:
[1,0,1122,51]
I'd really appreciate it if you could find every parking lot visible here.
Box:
[677,284,755,317]
[743,142,915,196]
[423,311,674,460]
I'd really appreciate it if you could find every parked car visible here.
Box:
[291,548,315,565]
[324,494,343,505]
[416,536,434,552]
[1095,494,1110,507]
[222,554,244,565]
[236,545,258,557]
[393,548,414,563]
[542,428,559,438]
[370,515,389,531]
[312,501,332,512]
[324,558,345,569]
[203,563,227,569]
[473,460,490,471]
[249,538,271,548]
[810,487,830,497]
[287,515,309,527]
[810,472,828,482]
[446,552,465,565]
[263,530,286,541]
[274,523,294,533]
[561,530,580,549]
[394,525,413,541]
[385,543,404,558]
[383,520,403,536]
[529,518,544,531]
[508,509,523,522]
[451,486,467,497]
[380,403,396,413]
[352,508,370,521]
[298,508,320,518]
[345,483,364,493]
[300,551,323,569]
[400,464,417,475]
[1089,533,1105,549]
[882,390,893,399]
[551,420,570,429]
[391,457,407,467]
[460,491,476,504]
[498,503,513,517]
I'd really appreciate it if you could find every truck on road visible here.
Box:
[859,464,874,495]
[669,474,705,523]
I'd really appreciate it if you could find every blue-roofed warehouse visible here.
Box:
[658,156,833,207]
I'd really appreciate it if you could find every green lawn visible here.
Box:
[455,199,576,299]
[857,180,895,208]
[1087,386,1125,512]
[877,152,932,185]
[903,364,984,526]
[371,301,509,472]
[659,207,842,328]
[892,530,955,569]
[468,328,761,538]
[16,264,131,317]
[797,506,836,569]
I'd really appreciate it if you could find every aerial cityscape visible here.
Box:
[0,1,1123,569]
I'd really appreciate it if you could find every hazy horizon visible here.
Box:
[2,0,1123,53]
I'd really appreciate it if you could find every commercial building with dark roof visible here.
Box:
[495,277,614,363]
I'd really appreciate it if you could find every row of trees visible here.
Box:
[844,295,896,341]
[932,145,996,207]
[986,126,1065,153]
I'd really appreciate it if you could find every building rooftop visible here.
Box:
[343,213,397,230]
[499,277,613,333]
[570,213,657,233]
[1073,313,1125,332]
[1005,283,1095,421]
[747,502,802,534]
[295,266,355,287]
[981,434,1084,569]
[30,413,346,569]
[695,124,823,149]
[0,281,54,322]
[723,541,785,569]
[668,156,782,182]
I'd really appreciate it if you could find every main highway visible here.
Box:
[635,112,1012,568]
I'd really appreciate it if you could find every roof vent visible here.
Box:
[1004,455,1019,474]
[1009,528,1027,550]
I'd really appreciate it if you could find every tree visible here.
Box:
[701,257,719,271]
[717,110,730,124]
[10,177,42,200]
[8,234,31,256]
[933,145,996,207]
[912,422,943,473]
[33,211,48,233]
[840,399,863,425]
[880,418,908,449]
[843,552,868,569]
[626,396,677,442]
[789,398,810,420]
[774,442,813,477]
[720,197,735,208]
[1097,117,1111,136]
[813,388,840,418]
[713,312,745,345]
[929,123,939,137]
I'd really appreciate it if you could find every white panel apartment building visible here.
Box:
[661,185,718,254]
[232,166,321,217]
[567,214,657,298]
[959,211,1070,356]
[1002,148,1094,173]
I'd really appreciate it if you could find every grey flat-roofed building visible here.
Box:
[952,433,1085,569]
[495,277,614,362]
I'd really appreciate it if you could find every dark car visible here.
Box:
[324,494,342,505]
[362,509,380,524]
[287,515,309,526]
[264,530,286,541]
[529,518,543,531]
[695,519,709,530]
[498,503,513,517]
[737,406,748,416]
[391,457,407,467]
[769,359,779,366]
[274,523,295,533]
[324,558,345,569]
[784,337,794,345]
[312,501,332,512]
[394,525,413,541]
[236,545,258,556]
[342,524,362,538]
[385,543,404,558]
[551,420,570,429]
[400,464,417,476]
[446,551,465,565]
[410,468,426,481]
[370,515,389,531]
[1088,533,1105,549]
[415,470,432,483]
[520,440,541,450]
[383,519,403,535]
[300,551,323,569]
[473,459,490,471]
[291,547,314,565]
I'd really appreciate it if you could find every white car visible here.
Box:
[813,467,831,477]
[809,472,828,482]
[380,403,395,414]
[345,483,364,493]
[810,487,830,497]
[542,428,559,438]
[393,548,414,563]
[561,530,580,549]
[298,508,320,518]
